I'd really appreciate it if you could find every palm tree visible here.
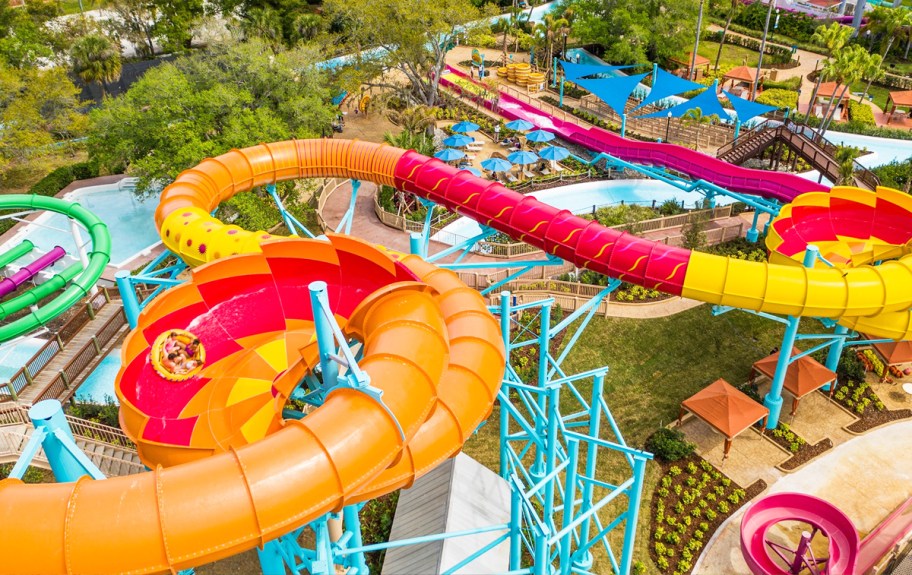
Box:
[714,0,742,72]
[501,6,529,64]
[863,6,912,61]
[291,13,323,44]
[386,105,437,137]
[70,34,122,98]
[806,22,852,125]
[682,107,719,150]
[834,145,861,186]
[817,45,868,134]
[534,13,570,83]
[858,53,885,104]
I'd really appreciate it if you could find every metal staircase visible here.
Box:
[717,122,881,191]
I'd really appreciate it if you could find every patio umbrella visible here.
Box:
[451,121,480,133]
[507,150,540,165]
[539,145,571,172]
[481,158,514,172]
[460,166,483,177]
[434,148,465,162]
[443,134,474,148]
[525,129,555,143]
[505,119,535,132]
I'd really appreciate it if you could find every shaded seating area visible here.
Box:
[884,90,912,126]
[669,52,710,80]
[871,339,912,366]
[811,82,850,120]
[751,347,836,416]
[721,66,759,99]
[678,378,769,460]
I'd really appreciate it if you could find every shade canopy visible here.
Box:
[575,73,651,117]
[434,148,465,161]
[559,60,635,81]
[460,166,483,177]
[525,129,555,143]
[505,119,535,131]
[636,67,706,110]
[752,347,836,398]
[724,65,758,84]
[450,121,480,133]
[507,150,540,165]
[724,91,778,123]
[636,85,727,120]
[670,52,711,68]
[443,134,474,148]
[814,82,850,101]
[887,90,912,110]
[682,378,769,439]
[871,340,912,365]
[539,145,571,161]
[481,157,514,172]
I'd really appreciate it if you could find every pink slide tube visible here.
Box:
[0,245,66,298]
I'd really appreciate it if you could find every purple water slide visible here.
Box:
[0,246,66,298]
[443,66,828,203]
[857,496,912,573]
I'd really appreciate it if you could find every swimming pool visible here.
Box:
[74,350,120,405]
[0,337,46,384]
[0,180,161,269]
[435,179,733,242]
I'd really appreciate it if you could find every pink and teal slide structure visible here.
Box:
[0,245,66,298]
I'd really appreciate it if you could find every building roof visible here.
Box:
[670,52,711,68]
[753,347,836,398]
[872,340,912,365]
[724,65,758,84]
[682,378,769,439]
[888,90,912,108]
[815,82,850,101]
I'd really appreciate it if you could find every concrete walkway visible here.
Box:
[694,419,912,574]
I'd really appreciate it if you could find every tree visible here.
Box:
[87,40,336,195]
[568,0,699,65]
[858,52,885,104]
[324,0,493,107]
[690,0,705,80]
[680,210,708,250]
[213,0,318,48]
[681,107,719,150]
[104,0,157,57]
[834,145,861,186]
[533,13,569,83]
[386,105,437,136]
[500,5,530,63]
[70,34,122,97]
[863,5,912,61]
[805,22,851,126]
[817,45,868,134]
[0,1,59,67]
[713,0,741,72]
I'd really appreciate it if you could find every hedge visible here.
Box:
[755,88,799,110]
[871,158,912,191]
[702,30,794,65]
[792,112,912,141]
[847,101,875,126]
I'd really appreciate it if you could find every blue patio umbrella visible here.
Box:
[434,148,466,162]
[525,129,555,143]
[507,150,540,165]
[451,121,480,133]
[538,145,571,161]
[481,158,514,172]
[505,119,535,132]
[460,166,483,177]
[443,134,474,148]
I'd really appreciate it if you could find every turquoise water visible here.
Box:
[0,337,46,383]
[0,181,161,268]
[74,350,120,405]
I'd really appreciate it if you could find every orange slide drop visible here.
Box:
[0,140,506,575]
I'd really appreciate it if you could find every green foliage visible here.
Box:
[658,198,685,216]
[733,1,820,42]
[847,101,875,126]
[359,490,399,573]
[680,211,708,251]
[763,76,802,91]
[755,88,799,111]
[584,204,658,230]
[70,34,122,96]
[645,428,696,462]
[66,396,121,428]
[871,157,912,191]
[0,463,49,483]
[88,40,334,196]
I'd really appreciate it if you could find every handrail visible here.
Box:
[0,428,143,476]
[0,404,135,450]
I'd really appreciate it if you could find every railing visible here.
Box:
[0,404,28,426]
[0,428,143,476]
[0,403,135,449]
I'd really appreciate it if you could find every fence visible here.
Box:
[0,403,135,449]
[1,289,112,402]
[33,307,127,405]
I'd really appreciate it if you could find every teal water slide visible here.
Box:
[0,195,110,342]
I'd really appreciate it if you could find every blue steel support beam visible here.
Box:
[115,270,141,329]
[309,281,340,390]
[28,400,105,482]
[334,179,361,236]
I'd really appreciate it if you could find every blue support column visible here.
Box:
[552,57,558,87]
[409,232,424,258]
[619,455,649,574]
[509,482,523,571]
[559,79,565,107]
[734,119,742,141]
[764,247,818,429]
[572,373,604,571]
[530,302,551,481]
[256,541,286,575]
[29,400,94,482]
[309,281,339,390]
[746,209,761,243]
[115,270,141,328]
[620,114,627,138]
[343,504,369,574]
[500,292,511,479]
[823,325,850,392]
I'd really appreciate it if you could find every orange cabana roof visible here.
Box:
[671,52,711,67]
[815,82,850,101]
[888,90,912,109]
[682,379,769,439]
[752,347,836,398]
[724,65,758,84]
[872,340,912,365]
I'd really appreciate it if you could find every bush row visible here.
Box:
[847,101,875,126]
[702,29,795,65]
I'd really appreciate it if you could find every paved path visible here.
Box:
[694,419,912,574]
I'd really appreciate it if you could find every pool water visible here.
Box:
[436,179,731,242]
[0,181,161,269]
[74,350,120,405]
[0,337,46,383]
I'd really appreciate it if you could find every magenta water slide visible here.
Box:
[0,246,65,299]
[443,66,827,203]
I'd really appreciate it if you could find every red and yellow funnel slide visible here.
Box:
[1,139,910,575]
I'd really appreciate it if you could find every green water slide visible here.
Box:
[0,195,110,342]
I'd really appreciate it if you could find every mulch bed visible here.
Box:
[648,454,766,575]
[758,422,833,471]
[846,406,912,433]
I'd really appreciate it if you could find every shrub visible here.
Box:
[847,101,875,126]
[756,88,799,110]
[686,461,698,474]
[645,428,697,462]
[718,501,730,514]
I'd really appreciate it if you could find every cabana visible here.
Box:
[670,52,711,80]
[751,347,836,416]
[722,66,759,99]
[678,378,769,460]
[884,90,912,125]
[871,340,912,366]
[811,82,850,121]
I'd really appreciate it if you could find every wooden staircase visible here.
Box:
[717,122,881,191]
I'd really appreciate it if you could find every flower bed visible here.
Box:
[766,422,832,471]
[649,456,766,574]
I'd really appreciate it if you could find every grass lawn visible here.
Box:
[848,80,892,113]
[56,0,106,16]
[462,304,790,573]
[697,40,761,71]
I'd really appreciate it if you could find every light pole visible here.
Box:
[754,0,776,100]
[774,8,780,31]
[665,111,673,142]
[690,0,706,81]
